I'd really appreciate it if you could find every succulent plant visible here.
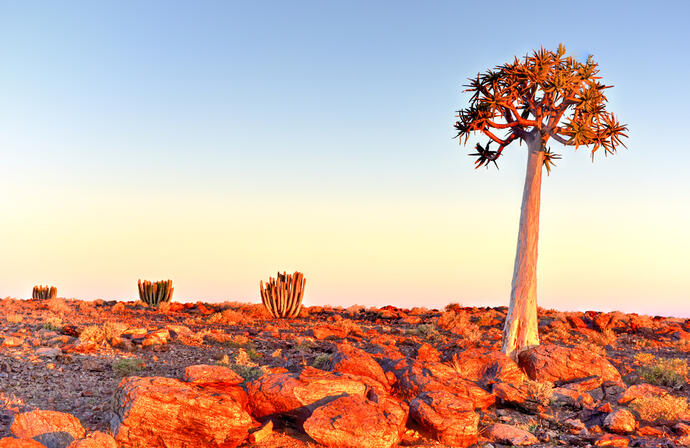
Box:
[32,285,57,300]
[137,279,173,307]
[260,271,305,318]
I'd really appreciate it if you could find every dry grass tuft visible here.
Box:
[629,394,689,423]
[79,321,127,345]
[635,354,688,389]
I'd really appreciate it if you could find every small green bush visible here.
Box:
[230,365,263,382]
[112,358,145,376]
[636,357,687,389]
[311,353,332,370]
[43,316,63,331]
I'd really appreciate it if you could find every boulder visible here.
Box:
[387,358,495,409]
[415,343,441,363]
[182,364,248,407]
[518,344,623,386]
[111,376,253,448]
[65,432,117,448]
[0,439,47,448]
[183,364,244,385]
[409,390,478,447]
[618,383,667,404]
[11,410,85,448]
[247,366,369,423]
[329,343,391,391]
[449,349,525,387]
[485,423,539,446]
[603,409,636,434]
[594,433,629,447]
[303,393,408,448]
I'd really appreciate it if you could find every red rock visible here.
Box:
[388,359,495,410]
[409,390,478,447]
[449,349,525,386]
[0,439,46,448]
[637,425,664,437]
[415,343,441,363]
[567,315,589,329]
[312,324,349,340]
[618,384,667,404]
[595,433,629,447]
[329,343,391,391]
[11,410,85,448]
[592,313,614,332]
[247,367,369,423]
[183,364,244,385]
[304,394,408,448]
[604,409,636,434]
[485,423,539,446]
[65,432,117,448]
[551,386,594,409]
[2,337,23,348]
[182,364,248,407]
[676,422,690,435]
[111,376,253,448]
[248,420,273,444]
[597,402,614,413]
[518,344,623,386]
[563,418,586,434]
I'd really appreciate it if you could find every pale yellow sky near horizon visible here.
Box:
[1,172,688,319]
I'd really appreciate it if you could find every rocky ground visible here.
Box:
[0,297,688,447]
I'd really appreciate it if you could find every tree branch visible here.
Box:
[481,128,508,146]
[549,132,573,146]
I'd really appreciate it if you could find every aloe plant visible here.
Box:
[260,271,305,318]
[33,285,57,300]
[137,279,173,307]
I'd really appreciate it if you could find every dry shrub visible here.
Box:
[635,354,688,389]
[79,321,127,345]
[544,318,570,343]
[46,297,71,315]
[112,302,126,313]
[524,379,555,407]
[589,328,617,347]
[207,309,246,325]
[43,316,63,331]
[437,309,480,342]
[629,394,689,423]
[5,313,23,324]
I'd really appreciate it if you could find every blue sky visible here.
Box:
[0,1,688,317]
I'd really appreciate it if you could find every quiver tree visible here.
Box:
[260,271,305,318]
[454,45,627,360]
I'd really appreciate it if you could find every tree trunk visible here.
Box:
[502,138,544,360]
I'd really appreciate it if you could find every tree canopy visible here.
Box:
[455,44,628,171]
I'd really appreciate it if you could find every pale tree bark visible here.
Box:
[502,137,545,360]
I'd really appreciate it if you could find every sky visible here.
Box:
[0,1,688,317]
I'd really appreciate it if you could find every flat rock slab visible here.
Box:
[329,343,391,392]
[247,366,369,424]
[303,394,408,448]
[183,364,244,385]
[409,390,478,447]
[0,439,47,448]
[11,410,86,448]
[450,349,525,387]
[111,376,253,448]
[518,344,623,386]
[485,423,539,446]
[387,359,495,410]
[66,431,117,448]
